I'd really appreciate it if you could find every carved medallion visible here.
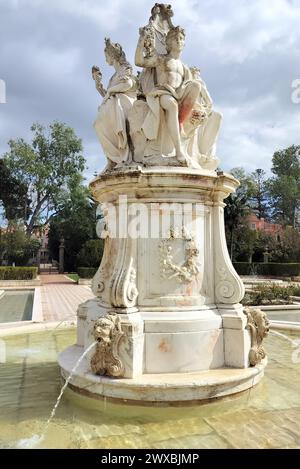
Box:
[159,228,200,283]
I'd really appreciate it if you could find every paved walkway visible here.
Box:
[40,274,75,285]
[40,274,94,322]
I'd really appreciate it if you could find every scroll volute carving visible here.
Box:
[110,239,138,309]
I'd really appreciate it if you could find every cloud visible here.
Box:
[0,0,299,179]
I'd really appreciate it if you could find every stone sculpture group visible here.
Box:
[92,3,222,172]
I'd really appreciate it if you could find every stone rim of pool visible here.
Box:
[58,344,267,404]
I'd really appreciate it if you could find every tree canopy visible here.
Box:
[2,121,85,233]
[0,159,30,222]
[225,145,300,262]
[224,167,254,259]
[268,145,300,227]
[48,174,97,271]
[249,169,270,220]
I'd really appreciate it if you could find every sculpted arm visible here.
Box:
[135,33,158,68]
[104,74,135,103]
[92,66,106,98]
[199,80,213,113]
[107,78,134,95]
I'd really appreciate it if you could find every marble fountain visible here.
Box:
[58,3,270,404]
[1,4,299,450]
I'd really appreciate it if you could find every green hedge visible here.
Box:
[0,266,38,280]
[77,267,97,279]
[234,262,300,277]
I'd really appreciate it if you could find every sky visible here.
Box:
[0,0,300,182]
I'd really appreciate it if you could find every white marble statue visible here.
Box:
[92,38,137,170]
[92,5,222,171]
[138,3,174,95]
[131,7,222,169]
[135,25,202,165]
[188,67,222,170]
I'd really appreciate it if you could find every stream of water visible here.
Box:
[16,341,97,449]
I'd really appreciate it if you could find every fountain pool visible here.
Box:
[0,290,34,323]
[0,327,299,449]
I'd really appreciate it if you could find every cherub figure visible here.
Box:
[135,26,201,164]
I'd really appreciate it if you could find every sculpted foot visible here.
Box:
[176,150,188,166]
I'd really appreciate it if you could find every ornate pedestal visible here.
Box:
[58,167,267,403]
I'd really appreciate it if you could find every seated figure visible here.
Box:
[92,38,137,170]
[138,3,174,95]
[188,67,223,170]
[135,26,201,165]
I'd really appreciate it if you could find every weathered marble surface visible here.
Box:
[58,345,267,402]
[92,4,222,171]
[74,168,250,378]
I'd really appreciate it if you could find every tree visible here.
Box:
[252,231,274,263]
[2,122,85,234]
[249,168,270,220]
[76,239,104,268]
[268,145,300,227]
[231,223,257,262]
[0,225,40,265]
[270,227,300,262]
[48,175,97,272]
[224,168,254,259]
[0,159,30,222]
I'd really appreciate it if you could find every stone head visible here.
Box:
[252,309,270,339]
[104,37,127,67]
[166,26,186,53]
[94,315,116,345]
[190,66,201,80]
[151,3,174,20]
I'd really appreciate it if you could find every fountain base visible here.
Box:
[58,345,267,404]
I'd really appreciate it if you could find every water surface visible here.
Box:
[0,328,299,449]
[0,290,34,323]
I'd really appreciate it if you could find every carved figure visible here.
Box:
[244,308,270,366]
[91,313,125,377]
[92,5,223,172]
[139,3,174,95]
[92,38,137,170]
[135,26,201,165]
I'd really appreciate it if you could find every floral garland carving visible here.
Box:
[159,228,200,283]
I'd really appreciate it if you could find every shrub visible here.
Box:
[234,262,300,277]
[77,267,97,279]
[242,283,293,306]
[0,229,40,266]
[76,239,104,268]
[289,284,300,297]
[0,266,38,280]
[233,262,252,275]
